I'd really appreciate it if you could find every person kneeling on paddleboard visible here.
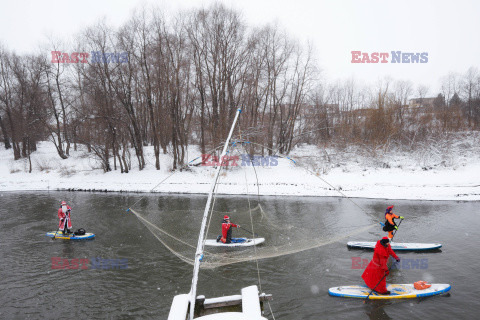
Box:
[382,205,404,241]
[361,237,400,295]
[58,201,73,235]
[219,215,239,244]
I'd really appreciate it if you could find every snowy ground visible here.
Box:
[1,135,480,201]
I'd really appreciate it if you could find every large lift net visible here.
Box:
[128,143,375,269]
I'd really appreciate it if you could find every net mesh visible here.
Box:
[128,143,376,270]
[130,204,375,270]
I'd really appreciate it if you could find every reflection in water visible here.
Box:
[61,242,76,258]
[365,300,392,320]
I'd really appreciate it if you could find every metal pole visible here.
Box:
[188,109,242,319]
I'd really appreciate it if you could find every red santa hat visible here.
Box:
[380,237,390,246]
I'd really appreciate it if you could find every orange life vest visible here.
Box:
[414,281,431,290]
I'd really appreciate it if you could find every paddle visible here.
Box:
[53,218,64,240]
[390,219,403,242]
[52,228,59,240]
[236,224,260,237]
[364,265,393,302]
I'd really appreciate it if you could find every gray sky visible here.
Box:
[1,0,479,94]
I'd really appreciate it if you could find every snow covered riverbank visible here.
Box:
[1,139,480,201]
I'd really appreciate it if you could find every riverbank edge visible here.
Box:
[1,183,479,202]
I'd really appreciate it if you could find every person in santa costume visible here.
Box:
[219,215,239,244]
[58,201,73,234]
[361,237,400,295]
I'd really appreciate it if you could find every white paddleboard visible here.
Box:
[204,237,265,247]
[347,241,442,251]
[329,283,451,299]
[46,231,95,240]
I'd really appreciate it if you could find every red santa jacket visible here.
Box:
[58,205,72,229]
[221,222,238,243]
[58,205,72,220]
[222,222,238,237]
[361,240,399,290]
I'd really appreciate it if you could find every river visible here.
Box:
[0,191,478,319]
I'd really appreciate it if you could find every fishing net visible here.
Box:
[128,143,376,269]
[130,204,375,269]
[131,186,374,269]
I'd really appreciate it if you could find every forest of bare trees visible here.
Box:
[1,4,480,173]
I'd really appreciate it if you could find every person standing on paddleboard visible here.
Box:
[58,201,73,235]
[219,215,239,244]
[382,205,404,241]
[362,237,400,295]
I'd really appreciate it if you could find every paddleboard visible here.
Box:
[329,283,451,299]
[204,237,265,247]
[347,241,442,251]
[46,231,95,240]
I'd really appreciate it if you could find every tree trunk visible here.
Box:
[0,115,10,149]
[27,137,32,173]
[4,101,21,159]
[55,71,70,156]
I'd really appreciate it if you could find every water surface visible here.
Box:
[0,191,478,319]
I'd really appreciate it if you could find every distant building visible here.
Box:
[409,97,436,109]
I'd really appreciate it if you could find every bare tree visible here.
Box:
[43,51,70,159]
[460,67,479,127]
[0,47,21,159]
[392,79,413,126]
